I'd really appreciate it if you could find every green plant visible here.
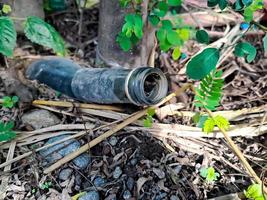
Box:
[117,0,191,60]
[143,108,156,128]
[0,4,66,57]
[2,96,18,108]
[244,184,267,200]
[0,121,16,142]
[200,166,220,183]
[40,181,52,190]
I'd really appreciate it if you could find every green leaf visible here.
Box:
[234,42,256,63]
[167,30,181,45]
[233,0,245,11]
[242,0,253,7]
[244,184,265,199]
[119,0,130,7]
[0,121,16,142]
[154,2,169,17]
[208,0,219,7]
[149,15,160,26]
[0,17,16,57]
[159,40,172,52]
[213,115,230,130]
[177,28,190,41]
[203,117,215,133]
[147,108,156,116]
[116,34,131,51]
[11,96,19,103]
[172,47,181,60]
[167,0,182,6]
[2,4,12,14]
[219,0,228,10]
[24,16,66,56]
[5,121,14,130]
[161,20,173,30]
[143,115,153,128]
[243,0,264,22]
[200,167,220,182]
[157,28,167,42]
[263,34,267,53]
[186,48,220,80]
[196,29,209,44]
[206,167,220,182]
[197,115,209,128]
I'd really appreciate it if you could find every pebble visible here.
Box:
[94,176,106,187]
[59,168,73,181]
[113,166,122,179]
[123,190,131,199]
[126,177,134,190]
[109,136,118,146]
[173,165,182,174]
[78,191,100,200]
[130,158,137,166]
[155,192,167,200]
[152,168,165,179]
[39,135,91,169]
[170,195,180,200]
[21,109,60,129]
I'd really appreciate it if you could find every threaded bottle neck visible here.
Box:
[126,67,168,106]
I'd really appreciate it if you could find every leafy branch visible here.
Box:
[0,4,66,57]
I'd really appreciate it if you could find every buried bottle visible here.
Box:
[26,57,168,106]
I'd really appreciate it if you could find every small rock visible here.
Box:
[113,166,122,179]
[126,177,134,190]
[79,191,100,200]
[94,176,106,187]
[155,192,167,200]
[170,195,180,200]
[109,136,118,146]
[21,109,60,129]
[130,159,137,166]
[152,168,165,179]
[39,135,91,169]
[59,168,73,181]
[173,165,182,174]
[123,190,131,199]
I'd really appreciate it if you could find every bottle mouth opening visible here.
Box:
[126,67,168,105]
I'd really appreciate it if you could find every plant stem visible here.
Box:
[10,17,26,21]
[192,84,267,194]
[251,20,267,32]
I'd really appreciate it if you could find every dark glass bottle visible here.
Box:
[26,57,168,106]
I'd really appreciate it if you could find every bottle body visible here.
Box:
[27,57,168,105]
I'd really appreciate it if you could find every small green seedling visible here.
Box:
[2,96,19,108]
[244,184,267,200]
[0,121,16,142]
[143,108,155,128]
[1,4,12,14]
[31,188,36,194]
[200,166,220,183]
[40,181,52,190]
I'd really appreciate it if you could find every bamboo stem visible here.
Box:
[32,100,124,112]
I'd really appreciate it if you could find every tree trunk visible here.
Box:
[97,0,155,69]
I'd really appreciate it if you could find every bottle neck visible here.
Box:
[125,67,168,106]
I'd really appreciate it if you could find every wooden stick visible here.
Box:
[199,96,267,193]
[31,100,124,112]
[43,84,192,174]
